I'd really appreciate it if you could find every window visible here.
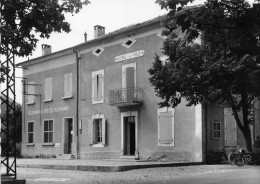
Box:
[44,77,52,102]
[92,70,104,104]
[122,38,136,48]
[212,121,221,139]
[27,81,35,104]
[92,47,104,56]
[63,73,73,99]
[157,107,174,146]
[122,63,136,88]
[28,122,34,143]
[88,114,106,146]
[43,120,53,143]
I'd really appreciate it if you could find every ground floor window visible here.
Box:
[88,114,106,146]
[43,120,53,143]
[212,121,221,139]
[157,107,174,146]
[28,121,34,143]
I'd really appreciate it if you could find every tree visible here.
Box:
[149,0,260,152]
[0,0,90,57]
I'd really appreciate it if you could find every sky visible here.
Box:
[11,0,256,103]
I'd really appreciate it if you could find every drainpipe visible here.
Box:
[73,49,80,159]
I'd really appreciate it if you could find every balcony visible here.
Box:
[109,87,143,106]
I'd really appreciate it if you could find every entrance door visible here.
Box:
[124,116,136,155]
[224,108,237,146]
[64,118,73,154]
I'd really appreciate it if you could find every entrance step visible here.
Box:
[56,154,75,160]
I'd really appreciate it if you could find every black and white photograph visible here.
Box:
[1,0,260,183]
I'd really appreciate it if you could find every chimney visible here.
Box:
[94,25,105,39]
[42,44,52,56]
[84,32,87,42]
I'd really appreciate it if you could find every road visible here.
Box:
[16,165,260,184]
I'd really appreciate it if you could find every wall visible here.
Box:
[21,53,77,157]
[78,29,203,162]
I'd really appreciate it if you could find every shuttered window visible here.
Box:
[92,70,104,104]
[28,122,34,143]
[27,81,35,104]
[158,108,174,146]
[44,77,52,102]
[63,73,73,98]
[88,114,106,146]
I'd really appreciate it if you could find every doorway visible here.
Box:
[123,116,136,155]
[224,108,237,146]
[64,118,73,154]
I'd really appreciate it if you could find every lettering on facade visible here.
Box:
[28,106,70,115]
[114,50,145,62]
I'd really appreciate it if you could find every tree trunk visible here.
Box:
[232,107,253,152]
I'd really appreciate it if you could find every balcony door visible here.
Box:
[122,63,136,102]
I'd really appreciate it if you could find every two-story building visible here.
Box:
[18,15,260,162]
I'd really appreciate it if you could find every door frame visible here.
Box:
[121,111,138,158]
[62,117,74,154]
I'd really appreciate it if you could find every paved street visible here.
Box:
[16,165,260,184]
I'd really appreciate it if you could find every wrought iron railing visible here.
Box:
[109,87,143,105]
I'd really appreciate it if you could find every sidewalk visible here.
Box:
[16,158,202,172]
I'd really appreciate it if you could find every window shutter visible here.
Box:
[64,74,69,97]
[101,117,106,145]
[27,81,35,104]
[88,119,94,145]
[45,78,52,100]
[159,112,173,144]
[68,73,73,97]
[126,67,135,88]
[93,75,97,100]
[49,78,53,100]
[97,74,103,99]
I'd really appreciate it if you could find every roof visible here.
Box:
[17,15,167,67]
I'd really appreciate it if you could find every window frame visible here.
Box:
[89,114,106,147]
[43,77,53,102]
[92,70,104,104]
[43,119,54,144]
[212,121,221,140]
[27,121,34,144]
[157,107,175,147]
[121,38,136,49]
[26,81,35,105]
[62,73,73,99]
[122,63,136,88]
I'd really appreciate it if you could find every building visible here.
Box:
[17,15,260,161]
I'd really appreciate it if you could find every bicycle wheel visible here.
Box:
[234,154,245,166]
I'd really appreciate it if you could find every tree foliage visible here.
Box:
[149,0,260,151]
[0,0,90,57]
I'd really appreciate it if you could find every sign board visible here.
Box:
[114,50,145,62]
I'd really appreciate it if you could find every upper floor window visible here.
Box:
[122,38,136,49]
[92,47,104,56]
[44,77,52,102]
[27,81,35,105]
[122,63,136,88]
[63,73,73,99]
[157,107,174,146]
[92,70,104,104]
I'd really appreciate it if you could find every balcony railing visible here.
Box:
[109,87,143,106]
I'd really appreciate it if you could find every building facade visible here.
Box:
[18,15,260,162]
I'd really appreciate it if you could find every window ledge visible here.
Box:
[92,144,104,148]
[43,99,53,103]
[26,143,35,146]
[42,143,54,146]
[92,99,104,104]
[26,102,35,105]
[62,96,73,100]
